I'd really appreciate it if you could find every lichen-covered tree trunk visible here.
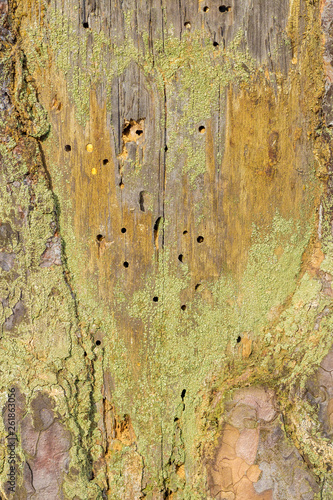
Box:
[1,0,333,498]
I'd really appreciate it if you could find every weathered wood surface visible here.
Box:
[1,0,333,498]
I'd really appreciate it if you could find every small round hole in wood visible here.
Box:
[153,296,159,302]
[219,5,231,12]
[96,340,101,346]
[237,336,241,343]
[96,234,104,242]
[203,6,209,12]
[184,21,191,28]
[213,41,219,47]
[197,236,204,243]
[199,125,206,133]
[181,305,187,311]
[83,22,89,28]
[121,227,127,234]
[183,230,188,235]
[64,145,71,152]
[123,261,129,268]
[103,159,109,165]
[136,129,143,136]
[178,254,183,263]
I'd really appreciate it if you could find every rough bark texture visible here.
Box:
[0,0,333,498]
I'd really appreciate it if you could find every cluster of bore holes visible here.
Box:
[151,231,203,308]
[201,5,231,46]
[202,5,231,12]
[97,232,128,266]
[219,5,231,12]
[185,4,231,26]
[178,231,204,308]
[65,144,109,167]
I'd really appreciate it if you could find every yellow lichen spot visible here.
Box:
[86,143,94,152]
[91,167,97,175]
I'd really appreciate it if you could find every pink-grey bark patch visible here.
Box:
[19,393,71,499]
[40,236,62,267]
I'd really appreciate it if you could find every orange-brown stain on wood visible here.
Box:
[220,79,321,277]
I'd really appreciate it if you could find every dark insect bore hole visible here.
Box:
[64,145,71,152]
[139,191,145,212]
[181,389,186,399]
[121,227,127,233]
[199,125,206,133]
[154,217,162,250]
[195,283,201,290]
[178,254,183,263]
[103,159,109,165]
[213,41,219,47]
[83,22,89,28]
[96,234,104,242]
[203,6,209,12]
[136,129,143,136]
[153,296,159,302]
[123,261,129,268]
[96,340,101,346]
[184,22,191,28]
[181,305,186,311]
[197,236,204,243]
[165,145,168,152]
[237,336,241,343]
[183,230,188,235]
[219,5,231,12]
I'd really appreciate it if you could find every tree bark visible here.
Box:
[0,0,333,498]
